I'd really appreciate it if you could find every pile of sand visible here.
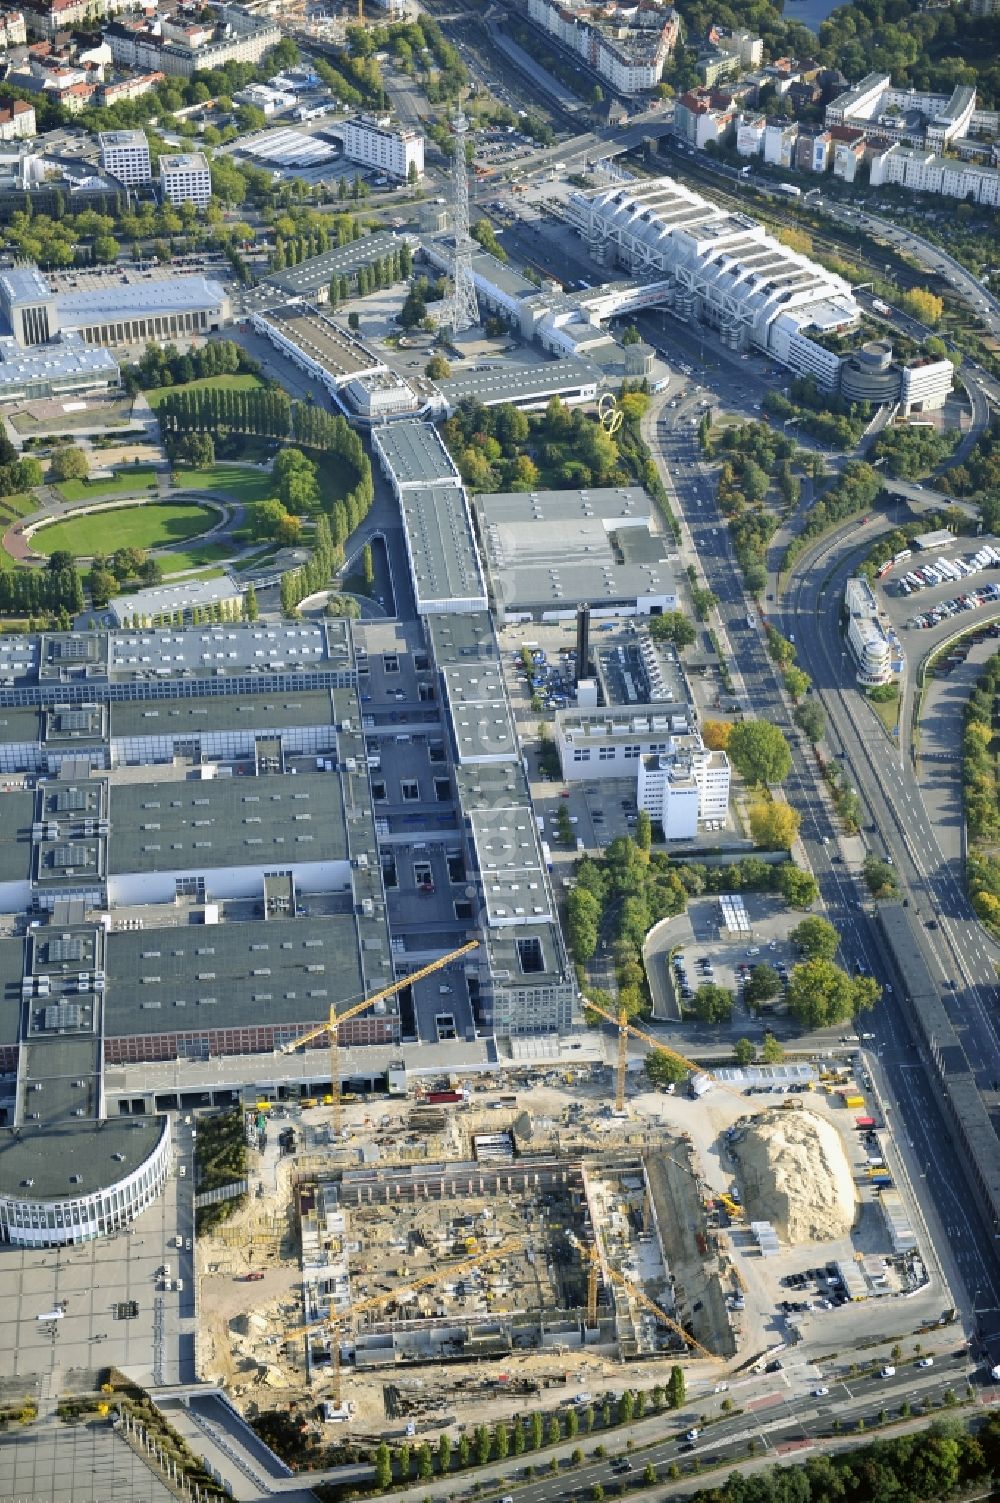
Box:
[731,1109,856,1245]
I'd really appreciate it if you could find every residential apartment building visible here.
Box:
[98,70,164,106]
[832,132,866,182]
[0,100,35,141]
[341,113,424,181]
[675,88,736,149]
[712,27,763,67]
[23,0,138,38]
[869,141,1000,207]
[826,72,978,152]
[736,113,766,157]
[99,128,151,186]
[0,9,27,45]
[525,0,680,95]
[763,119,799,167]
[106,5,279,79]
[159,151,211,207]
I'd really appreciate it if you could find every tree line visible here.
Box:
[327,243,412,308]
[963,650,1000,933]
[0,564,83,623]
[124,339,255,396]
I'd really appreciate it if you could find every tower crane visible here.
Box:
[286,1236,521,1405]
[580,1242,722,1363]
[280,940,479,1137]
[602,1260,723,1365]
[583,999,706,1114]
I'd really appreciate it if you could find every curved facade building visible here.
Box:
[841,340,899,404]
[0,1116,171,1248]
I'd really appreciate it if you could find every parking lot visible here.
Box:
[647,893,815,1033]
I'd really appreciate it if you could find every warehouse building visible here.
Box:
[473,485,677,623]
[372,421,487,616]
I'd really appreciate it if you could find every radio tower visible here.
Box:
[445,105,478,333]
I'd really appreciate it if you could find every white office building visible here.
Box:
[845,576,894,686]
[98,128,151,186]
[636,742,731,839]
[159,151,212,207]
[341,114,423,181]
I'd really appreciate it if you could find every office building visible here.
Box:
[341,113,424,181]
[636,739,731,839]
[844,576,895,686]
[98,128,151,186]
[159,151,211,207]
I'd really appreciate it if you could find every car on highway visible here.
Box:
[881,1365,896,1378]
[686,1428,700,1440]
[918,1357,934,1367]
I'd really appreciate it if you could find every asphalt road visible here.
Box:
[366,1348,972,1503]
[626,307,1000,1327]
[780,516,1000,1317]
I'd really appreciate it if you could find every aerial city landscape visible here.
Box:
[0,0,998,1495]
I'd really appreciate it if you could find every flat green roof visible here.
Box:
[108,770,348,875]
[104,913,368,1037]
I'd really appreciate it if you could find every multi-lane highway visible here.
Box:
[637,353,1000,1325]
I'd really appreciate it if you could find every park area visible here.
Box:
[55,466,158,503]
[175,466,276,504]
[32,500,218,561]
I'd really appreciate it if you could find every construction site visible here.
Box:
[188,952,946,1439]
[197,1077,746,1431]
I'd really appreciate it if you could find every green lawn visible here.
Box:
[56,468,158,503]
[145,374,263,409]
[158,541,234,576]
[0,492,36,523]
[175,466,275,504]
[33,501,216,559]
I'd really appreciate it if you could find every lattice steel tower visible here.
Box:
[445,106,479,333]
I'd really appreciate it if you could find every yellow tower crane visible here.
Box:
[601,1259,724,1365]
[281,940,479,1138]
[287,1236,521,1405]
[584,998,707,1114]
